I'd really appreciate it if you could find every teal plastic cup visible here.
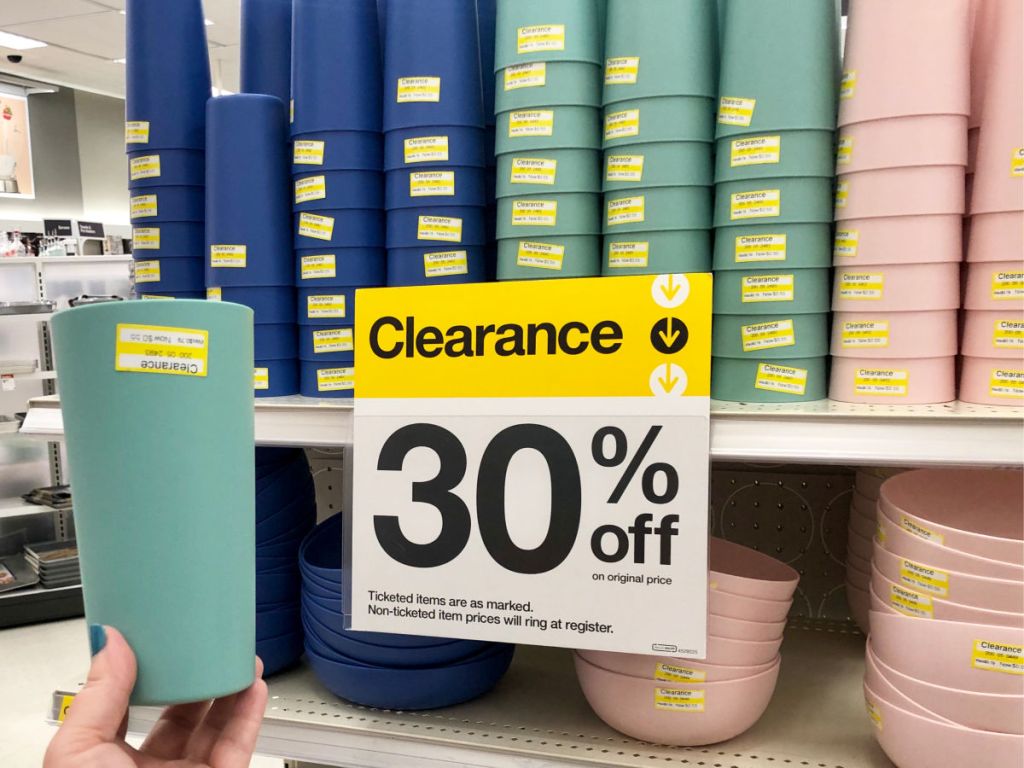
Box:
[713,177,834,227]
[496,106,601,153]
[716,0,839,139]
[603,230,711,275]
[713,267,831,315]
[497,192,601,238]
[603,142,713,191]
[496,149,601,198]
[495,62,602,111]
[603,0,717,104]
[711,313,830,359]
[603,96,716,146]
[713,130,835,183]
[496,235,601,279]
[494,0,603,70]
[603,187,712,233]
[51,300,255,705]
[712,223,833,271]
[712,356,828,403]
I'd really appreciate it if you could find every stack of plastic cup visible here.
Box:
[125,0,210,299]
[241,0,293,105]
[206,95,298,398]
[601,0,715,276]
[831,0,970,405]
[493,0,603,280]
[293,0,386,400]
[711,0,839,403]
[961,0,1024,407]
[478,0,499,278]
[384,0,488,287]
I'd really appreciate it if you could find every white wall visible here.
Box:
[75,90,129,225]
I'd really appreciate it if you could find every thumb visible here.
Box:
[60,626,138,744]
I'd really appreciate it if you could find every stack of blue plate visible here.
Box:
[293,0,387,399]
[256,448,317,676]
[478,0,499,279]
[383,0,489,287]
[125,0,209,299]
[300,514,515,709]
[241,0,292,105]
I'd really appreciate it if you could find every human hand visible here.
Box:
[44,626,268,768]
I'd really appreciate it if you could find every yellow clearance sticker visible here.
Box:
[718,96,756,127]
[730,189,781,220]
[511,158,557,185]
[606,196,645,226]
[130,194,158,219]
[735,234,786,263]
[56,695,75,722]
[866,700,883,730]
[604,109,640,141]
[840,70,857,100]
[410,171,456,197]
[318,367,355,392]
[404,136,449,164]
[835,180,849,209]
[834,229,859,258]
[308,295,347,320]
[854,368,908,396]
[990,368,1024,399]
[741,274,794,303]
[424,250,469,278]
[295,175,327,204]
[1011,148,1024,178]
[508,110,555,137]
[206,287,222,301]
[132,227,160,250]
[125,121,150,144]
[754,363,807,395]
[900,516,944,544]
[517,24,565,54]
[134,260,160,284]
[129,155,161,181]
[992,270,1024,300]
[837,137,854,166]
[654,688,705,713]
[516,241,564,270]
[115,324,209,378]
[606,155,645,183]
[890,584,934,618]
[293,140,325,165]
[607,241,649,269]
[298,212,335,241]
[841,320,890,349]
[730,136,781,167]
[141,294,174,301]
[839,272,884,300]
[994,320,1024,349]
[313,328,354,354]
[605,56,640,85]
[741,320,796,352]
[899,559,950,598]
[397,76,441,103]
[418,215,463,242]
[512,200,557,227]
[301,254,337,280]
[254,367,270,391]
[972,640,1024,675]
[210,244,247,268]
[504,62,547,91]
[654,663,706,684]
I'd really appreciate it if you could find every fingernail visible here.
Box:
[88,624,107,656]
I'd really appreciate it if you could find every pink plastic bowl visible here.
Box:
[961,310,1024,359]
[864,683,1024,768]
[836,116,968,174]
[876,512,1024,582]
[967,212,1024,263]
[855,468,907,500]
[869,610,1024,694]
[830,357,956,405]
[833,214,963,265]
[835,166,966,220]
[873,540,1024,613]
[709,588,791,624]
[709,613,787,642]
[831,310,959,358]
[864,641,958,722]
[577,648,779,684]
[574,652,781,746]
[959,356,1024,406]
[701,632,783,667]
[831,263,960,312]
[846,544,872,576]
[846,580,871,633]
[870,641,1023,734]
[709,538,800,602]
[964,261,1024,311]
[880,469,1024,564]
[848,523,874,560]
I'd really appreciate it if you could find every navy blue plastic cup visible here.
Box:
[132,257,204,293]
[294,210,386,249]
[208,286,297,324]
[293,171,384,212]
[297,287,358,326]
[292,0,382,135]
[385,166,487,209]
[255,358,300,398]
[241,0,292,105]
[255,324,299,360]
[383,0,484,131]
[125,0,211,151]
[136,291,206,300]
[130,186,205,223]
[295,248,386,287]
[131,222,204,259]
[477,0,497,121]
[384,127,487,171]
[386,207,487,249]
[386,246,487,286]
[206,94,293,287]
[292,131,384,174]
[299,361,355,399]
[128,150,205,188]
[299,326,356,362]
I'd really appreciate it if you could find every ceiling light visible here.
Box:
[119,10,213,25]
[0,31,47,51]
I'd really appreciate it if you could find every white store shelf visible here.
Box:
[1,370,56,381]
[0,313,54,323]
[0,497,59,520]
[0,255,133,266]
[21,395,1024,466]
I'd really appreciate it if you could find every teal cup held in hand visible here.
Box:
[51,300,255,706]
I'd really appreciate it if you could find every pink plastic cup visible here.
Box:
[835,167,966,220]
[831,263,960,312]
[960,356,1024,406]
[963,261,1024,310]
[833,214,963,265]
[846,580,870,634]
[961,310,1024,359]
[967,127,980,173]
[836,116,968,174]
[969,0,998,129]
[967,211,1024,263]
[577,649,779,684]
[829,357,956,405]
[709,538,800,602]
[830,310,959,358]
[864,642,959,722]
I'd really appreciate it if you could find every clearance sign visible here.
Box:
[350,274,713,657]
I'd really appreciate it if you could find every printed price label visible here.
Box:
[397,76,441,103]
[730,136,781,167]
[125,121,150,144]
[754,363,807,395]
[607,242,649,269]
[505,62,547,91]
[654,688,705,713]
[516,241,565,270]
[313,328,355,354]
[410,171,456,197]
[295,175,327,204]
[605,57,640,85]
[605,110,640,141]
[130,194,158,219]
[990,368,1024,399]
[129,155,161,181]
[837,137,854,166]
[835,181,849,209]
[730,189,781,220]
[717,97,756,127]
[899,559,950,598]
[424,250,469,278]
[734,234,786,263]
[839,272,884,300]
[301,254,337,280]
[132,228,160,250]
[654,663,706,684]
[972,641,1024,675]
[206,288,222,301]
[606,155,645,183]
[866,700,883,730]
[318,367,355,392]
[115,324,209,378]
[509,110,555,138]
[841,320,889,349]
[511,158,558,185]
[404,136,450,164]
[298,212,335,241]
[134,260,160,284]
[834,229,859,258]
[1012,148,1024,178]
[994,320,1024,349]
[210,245,247,269]
[294,140,325,165]
[512,200,558,227]
[900,516,944,544]
[741,320,795,352]
[855,368,908,397]
[840,71,857,100]
[418,215,463,242]
[606,196,645,227]
[517,24,565,54]
[741,274,794,303]
[307,294,347,320]
[890,584,933,618]
[992,271,1024,300]
[254,368,270,391]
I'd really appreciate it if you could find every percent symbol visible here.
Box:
[591,426,680,505]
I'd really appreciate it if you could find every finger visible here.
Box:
[185,657,265,765]
[138,700,212,760]
[117,712,129,741]
[206,673,269,768]
[59,626,137,745]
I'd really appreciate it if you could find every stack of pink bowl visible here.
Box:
[961,0,1024,406]
[830,0,970,404]
[574,538,798,746]
[864,469,1024,768]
